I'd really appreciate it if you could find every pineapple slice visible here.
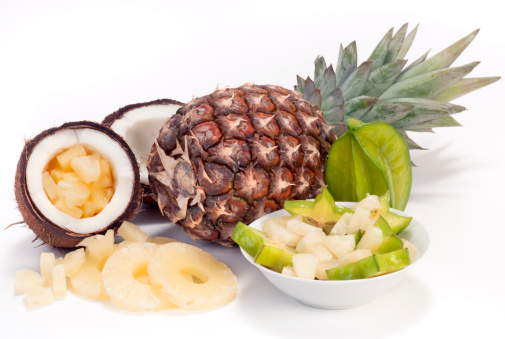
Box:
[70,154,100,184]
[62,248,86,278]
[118,221,149,242]
[147,236,177,245]
[24,285,54,309]
[40,252,56,287]
[292,253,318,280]
[69,258,108,301]
[148,242,237,310]
[56,144,87,170]
[52,264,67,298]
[15,269,45,295]
[102,242,173,312]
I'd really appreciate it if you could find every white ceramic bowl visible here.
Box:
[239,202,429,309]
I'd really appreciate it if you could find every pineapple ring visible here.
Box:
[102,242,175,312]
[148,242,237,310]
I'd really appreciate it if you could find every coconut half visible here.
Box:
[102,99,183,202]
[15,121,141,248]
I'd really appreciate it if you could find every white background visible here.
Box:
[1,1,504,338]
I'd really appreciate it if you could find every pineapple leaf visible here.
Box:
[303,76,316,101]
[314,56,327,88]
[384,23,408,64]
[345,96,378,119]
[396,24,419,61]
[321,88,344,112]
[401,49,430,76]
[361,59,407,98]
[296,75,306,95]
[405,115,461,130]
[340,61,373,100]
[362,103,414,124]
[392,108,451,129]
[320,66,337,99]
[379,97,466,114]
[380,62,479,100]
[397,129,428,150]
[432,76,501,102]
[307,88,322,108]
[396,29,479,82]
[368,28,393,71]
[335,42,358,87]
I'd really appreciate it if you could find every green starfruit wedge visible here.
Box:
[326,118,412,211]
[377,191,413,234]
[374,248,410,275]
[283,187,351,227]
[326,255,379,280]
[231,221,267,258]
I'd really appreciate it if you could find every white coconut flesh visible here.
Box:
[26,128,135,234]
[109,104,180,185]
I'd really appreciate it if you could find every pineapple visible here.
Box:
[101,242,173,312]
[148,242,237,310]
[52,264,67,298]
[69,258,108,301]
[117,221,149,242]
[40,252,56,287]
[295,24,500,149]
[24,285,54,309]
[61,248,86,278]
[15,269,45,295]
[148,84,335,246]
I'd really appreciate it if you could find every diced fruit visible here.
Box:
[295,228,326,254]
[327,255,379,280]
[347,206,374,234]
[15,269,45,295]
[377,191,412,234]
[70,154,101,184]
[338,249,373,266]
[401,238,418,260]
[78,229,115,264]
[356,226,383,253]
[24,285,54,309]
[281,266,296,277]
[255,242,296,273]
[118,221,149,242]
[374,249,410,275]
[53,199,83,219]
[329,212,352,235]
[40,252,56,287]
[231,221,268,258]
[42,172,60,203]
[292,253,318,280]
[62,248,86,278]
[322,234,356,259]
[69,258,108,301]
[58,177,91,209]
[262,217,302,247]
[56,144,87,169]
[147,236,177,245]
[148,243,237,310]
[102,242,172,312]
[315,258,339,280]
[351,194,381,213]
[52,264,67,298]
[286,218,320,236]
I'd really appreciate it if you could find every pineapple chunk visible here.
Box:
[70,154,101,184]
[322,234,356,259]
[295,228,326,254]
[281,266,296,277]
[262,217,301,247]
[24,285,54,309]
[15,269,45,295]
[330,212,353,235]
[118,221,149,242]
[57,177,91,209]
[78,229,115,264]
[49,167,66,182]
[347,206,375,234]
[56,144,87,169]
[40,252,56,287]
[356,226,383,253]
[62,248,86,278]
[52,264,67,298]
[147,236,177,245]
[42,172,59,203]
[315,258,339,280]
[338,249,373,266]
[53,198,83,219]
[292,253,318,280]
[286,219,319,237]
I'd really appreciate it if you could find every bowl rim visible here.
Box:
[238,201,429,284]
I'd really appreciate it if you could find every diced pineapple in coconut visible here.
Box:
[338,249,373,266]
[401,238,418,261]
[52,264,67,298]
[346,206,375,234]
[69,258,108,301]
[330,212,353,235]
[56,144,87,170]
[41,172,60,203]
[40,252,56,287]
[24,285,53,309]
[322,234,356,259]
[292,253,318,280]
[53,198,83,219]
[356,226,383,253]
[15,269,45,295]
[315,258,339,280]
[286,218,320,237]
[78,229,115,265]
[281,266,296,277]
[70,154,101,184]
[62,248,86,278]
[118,221,149,242]
[262,217,302,247]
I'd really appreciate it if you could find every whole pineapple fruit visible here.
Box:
[147,84,335,246]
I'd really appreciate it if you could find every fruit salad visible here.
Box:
[232,188,417,280]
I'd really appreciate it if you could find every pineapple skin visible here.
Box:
[148,84,336,246]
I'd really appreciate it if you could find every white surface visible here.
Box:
[240,205,429,310]
[1,1,504,338]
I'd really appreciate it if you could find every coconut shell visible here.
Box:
[102,99,184,205]
[15,121,142,248]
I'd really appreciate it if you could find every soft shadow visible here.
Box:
[237,274,432,339]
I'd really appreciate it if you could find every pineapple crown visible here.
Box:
[295,23,500,149]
